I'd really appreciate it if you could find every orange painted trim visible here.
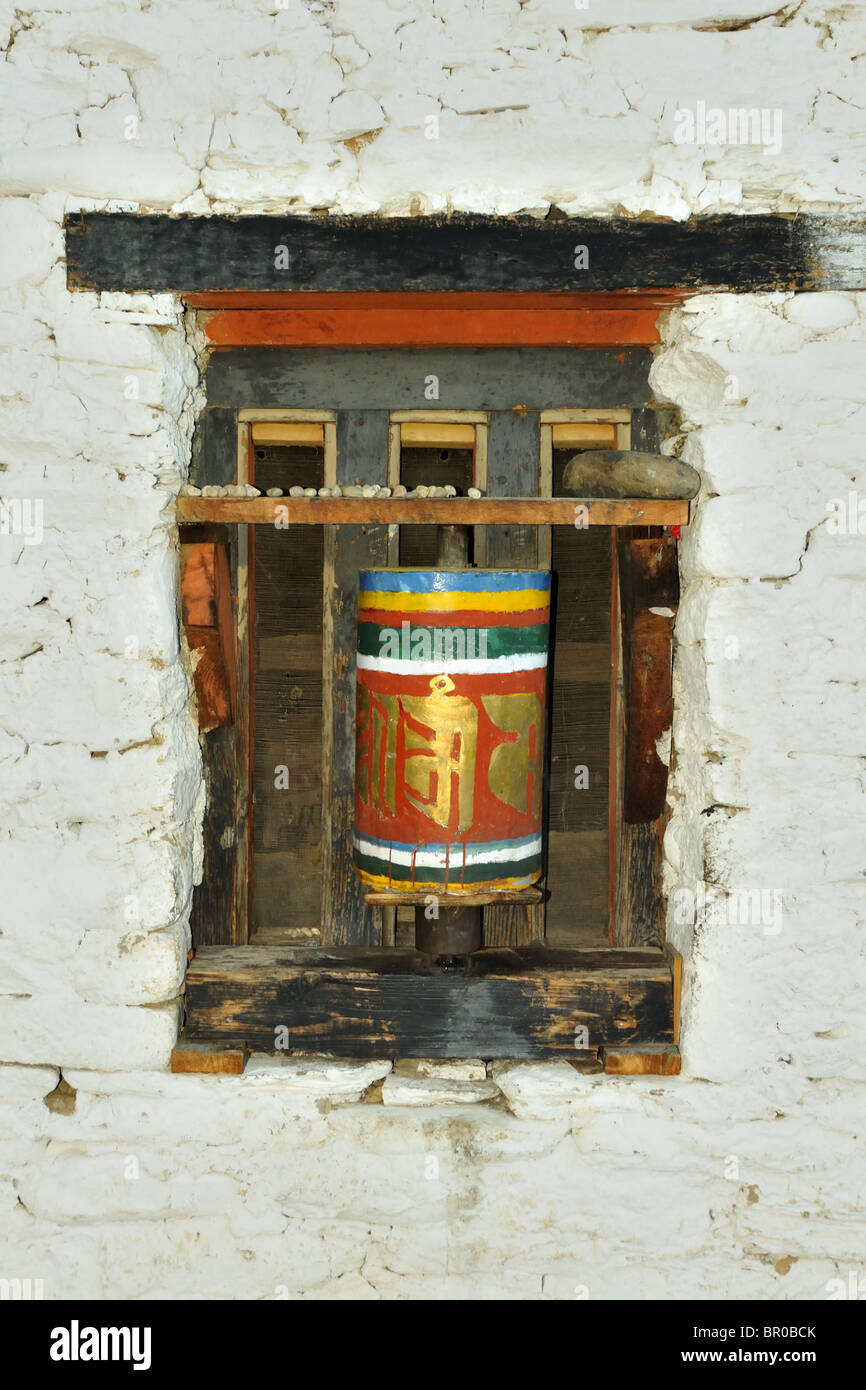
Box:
[190,290,685,349]
[202,306,666,348]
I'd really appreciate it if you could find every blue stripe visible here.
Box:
[359,569,551,594]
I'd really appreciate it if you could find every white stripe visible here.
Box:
[355,836,542,868]
[357,653,547,675]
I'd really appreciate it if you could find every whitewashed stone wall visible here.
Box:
[2,0,865,1299]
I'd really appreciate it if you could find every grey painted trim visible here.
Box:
[204,348,653,412]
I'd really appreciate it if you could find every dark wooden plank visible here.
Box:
[483,409,540,568]
[481,410,542,949]
[631,403,671,456]
[625,608,675,822]
[176,497,689,527]
[203,347,652,411]
[547,679,610,830]
[612,532,678,948]
[620,535,679,822]
[545,830,608,947]
[615,820,666,949]
[184,519,245,945]
[190,721,238,947]
[251,444,324,936]
[190,407,237,487]
[608,525,622,948]
[600,414,671,946]
[545,466,612,947]
[65,212,866,293]
[621,532,680,611]
[183,944,674,1058]
[321,410,391,947]
[185,409,244,947]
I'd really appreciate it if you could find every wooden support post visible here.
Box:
[614,533,679,947]
[482,410,541,568]
[620,535,678,823]
[436,523,470,568]
[482,409,544,948]
[321,410,391,946]
[185,411,251,947]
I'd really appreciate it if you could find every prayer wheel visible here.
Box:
[354,569,550,896]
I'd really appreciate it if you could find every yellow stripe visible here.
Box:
[357,868,540,893]
[359,588,550,614]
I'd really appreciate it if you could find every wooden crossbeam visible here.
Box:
[182,944,675,1058]
[198,302,670,348]
[177,497,689,526]
[65,213,866,294]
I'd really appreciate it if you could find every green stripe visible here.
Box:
[358,621,549,661]
[353,850,541,884]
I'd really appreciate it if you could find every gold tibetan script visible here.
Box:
[356,686,398,815]
[400,675,477,832]
[482,693,543,819]
[357,678,543,829]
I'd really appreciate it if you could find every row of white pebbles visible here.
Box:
[180,483,485,499]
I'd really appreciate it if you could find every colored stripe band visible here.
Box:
[356,868,539,893]
[353,851,541,886]
[355,832,541,866]
[359,588,550,613]
[359,570,551,594]
[360,606,549,628]
[359,589,550,614]
[358,621,549,660]
[357,653,547,675]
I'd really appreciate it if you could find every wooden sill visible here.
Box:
[178,943,679,1062]
[363,888,544,907]
[176,497,689,527]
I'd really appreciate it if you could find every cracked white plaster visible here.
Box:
[0,0,865,1303]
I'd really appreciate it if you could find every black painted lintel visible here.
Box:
[64,211,866,295]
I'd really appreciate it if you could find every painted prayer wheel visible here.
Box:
[354,569,550,895]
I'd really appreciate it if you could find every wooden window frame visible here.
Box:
[178,346,685,1074]
[63,209,866,1079]
[59,210,866,1079]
